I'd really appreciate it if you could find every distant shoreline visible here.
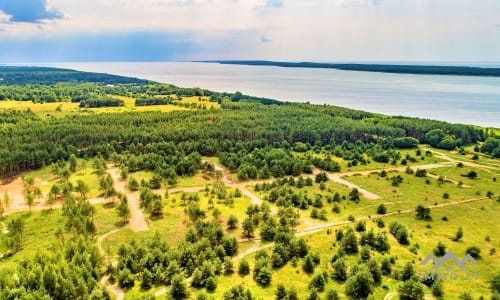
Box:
[205,60,500,77]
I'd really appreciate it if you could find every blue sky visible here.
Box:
[0,0,499,62]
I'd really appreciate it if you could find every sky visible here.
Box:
[0,0,499,62]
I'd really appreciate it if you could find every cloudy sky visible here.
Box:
[0,0,499,62]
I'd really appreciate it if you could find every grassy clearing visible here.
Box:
[347,170,486,212]
[0,209,63,268]
[0,98,188,117]
[94,203,122,235]
[0,100,79,117]
[213,199,499,299]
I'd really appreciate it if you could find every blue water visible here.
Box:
[38,62,500,127]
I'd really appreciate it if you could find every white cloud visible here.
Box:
[0,0,499,61]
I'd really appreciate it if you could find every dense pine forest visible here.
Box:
[0,67,498,300]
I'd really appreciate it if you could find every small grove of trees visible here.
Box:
[135,97,171,106]
[5,216,25,253]
[117,194,130,224]
[389,222,410,245]
[80,97,124,108]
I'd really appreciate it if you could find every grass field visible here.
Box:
[211,199,499,299]
[0,144,497,299]
[0,97,189,117]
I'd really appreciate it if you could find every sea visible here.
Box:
[36,62,500,128]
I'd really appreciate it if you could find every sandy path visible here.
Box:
[97,228,125,300]
[108,166,148,232]
[329,176,380,200]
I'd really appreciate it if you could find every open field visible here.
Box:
[1,146,498,300]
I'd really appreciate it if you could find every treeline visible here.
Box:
[80,97,124,108]
[212,60,500,77]
[0,100,487,176]
[0,66,147,85]
[135,97,171,106]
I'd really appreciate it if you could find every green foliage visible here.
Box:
[227,214,238,230]
[401,262,415,281]
[389,222,410,245]
[128,177,139,191]
[345,264,374,299]
[399,278,425,300]
[136,97,171,106]
[308,273,326,292]
[242,217,255,238]
[331,258,347,281]
[433,241,447,256]
[117,195,130,223]
[253,259,272,286]
[5,216,25,253]
[491,273,500,294]
[341,227,359,254]
[238,259,250,276]
[466,246,481,259]
[80,97,124,108]
[393,137,419,148]
[170,274,189,299]
[349,188,360,202]
[415,205,432,221]
[415,169,427,177]
[481,137,500,157]
[223,284,254,300]
[377,204,387,214]
[453,226,464,242]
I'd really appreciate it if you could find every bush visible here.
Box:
[433,242,447,257]
[453,226,463,242]
[223,285,253,300]
[458,292,473,300]
[377,204,387,214]
[308,273,326,292]
[415,169,427,177]
[118,268,135,288]
[415,205,432,221]
[399,278,424,300]
[491,273,500,294]
[345,265,374,299]
[389,222,410,245]
[325,289,340,300]
[465,246,481,259]
[254,266,272,286]
[238,259,250,275]
[331,258,347,281]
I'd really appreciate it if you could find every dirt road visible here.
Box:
[108,165,148,232]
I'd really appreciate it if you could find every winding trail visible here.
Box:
[97,228,124,300]
[108,165,148,232]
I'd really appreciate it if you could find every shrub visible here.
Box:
[377,204,387,215]
[465,246,481,259]
[433,242,447,257]
[238,259,250,275]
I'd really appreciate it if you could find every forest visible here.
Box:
[0,67,498,300]
[210,61,500,77]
